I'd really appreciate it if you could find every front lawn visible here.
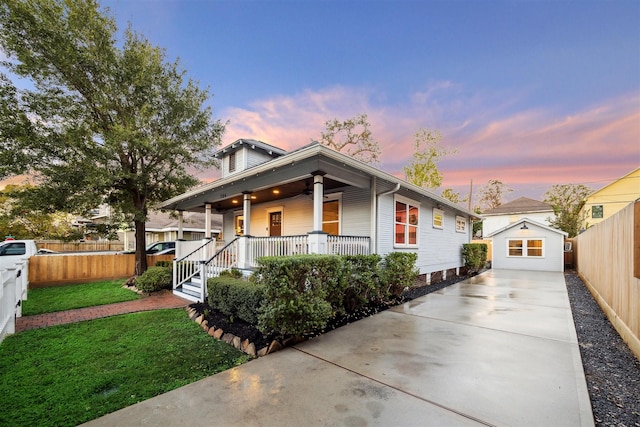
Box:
[0,309,250,427]
[22,278,140,316]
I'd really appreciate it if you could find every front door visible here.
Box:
[269,211,282,237]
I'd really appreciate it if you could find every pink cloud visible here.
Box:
[214,85,639,200]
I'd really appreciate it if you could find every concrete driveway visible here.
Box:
[83,269,594,426]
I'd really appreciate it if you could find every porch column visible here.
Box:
[243,192,252,236]
[205,203,212,239]
[312,172,325,232]
[177,211,184,240]
[308,172,328,254]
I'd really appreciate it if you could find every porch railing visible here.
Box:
[246,235,309,267]
[328,235,371,256]
[173,238,237,292]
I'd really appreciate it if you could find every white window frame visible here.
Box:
[394,195,420,248]
[455,215,467,233]
[506,238,545,258]
[433,208,444,230]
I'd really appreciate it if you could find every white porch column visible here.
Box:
[237,236,249,269]
[312,173,325,232]
[243,192,252,236]
[309,172,328,254]
[205,203,212,239]
[177,211,184,240]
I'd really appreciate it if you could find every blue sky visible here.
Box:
[104,1,640,200]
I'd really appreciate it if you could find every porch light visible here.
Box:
[273,189,280,194]
[251,195,257,200]
[232,199,239,204]
[520,222,528,230]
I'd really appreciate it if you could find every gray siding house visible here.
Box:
[158,139,479,301]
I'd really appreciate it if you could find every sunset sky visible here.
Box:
[85,1,640,201]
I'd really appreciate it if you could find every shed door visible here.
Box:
[269,212,282,237]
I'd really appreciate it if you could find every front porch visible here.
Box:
[172,234,370,302]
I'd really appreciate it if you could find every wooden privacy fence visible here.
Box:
[37,240,125,252]
[28,253,175,287]
[574,201,640,360]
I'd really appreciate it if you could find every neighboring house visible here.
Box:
[486,218,567,272]
[158,139,479,302]
[144,211,222,243]
[481,197,555,237]
[581,166,640,229]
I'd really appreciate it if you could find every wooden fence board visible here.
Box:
[28,254,175,287]
[575,201,640,360]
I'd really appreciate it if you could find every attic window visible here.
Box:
[229,152,236,173]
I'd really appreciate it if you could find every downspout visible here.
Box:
[374,182,401,253]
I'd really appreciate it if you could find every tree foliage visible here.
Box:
[478,179,512,211]
[441,188,466,205]
[0,0,224,273]
[404,128,455,190]
[543,184,592,237]
[319,113,381,165]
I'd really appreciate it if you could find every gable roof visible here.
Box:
[213,139,288,158]
[485,217,567,238]
[159,142,479,219]
[586,166,640,198]
[482,197,553,216]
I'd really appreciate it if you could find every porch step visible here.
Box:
[173,282,202,303]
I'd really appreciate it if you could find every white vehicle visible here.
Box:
[0,239,40,271]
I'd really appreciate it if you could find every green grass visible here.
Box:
[22,279,141,315]
[0,309,250,427]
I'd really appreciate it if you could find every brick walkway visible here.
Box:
[15,291,191,333]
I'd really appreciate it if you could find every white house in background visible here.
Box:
[481,197,555,237]
[157,139,480,302]
[486,218,567,272]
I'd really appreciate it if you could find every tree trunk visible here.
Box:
[134,219,147,276]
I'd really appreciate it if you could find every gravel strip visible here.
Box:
[565,271,640,427]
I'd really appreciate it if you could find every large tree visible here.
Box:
[477,179,512,211]
[404,128,456,190]
[543,184,592,237]
[0,0,224,274]
[319,113,381,164]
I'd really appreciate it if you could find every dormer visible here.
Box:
[214,139,287,178]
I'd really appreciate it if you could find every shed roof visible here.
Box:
[482,197,553,216]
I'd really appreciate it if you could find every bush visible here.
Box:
[154,260,173,270]
[218,268,243,279]
[254,255,338,337]
[461,243,487,274]
[342,254,383,311]
[381,252,418,296]
[207,277,265,324]
[136,266,172,293]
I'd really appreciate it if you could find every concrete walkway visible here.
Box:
[83,269,594,427]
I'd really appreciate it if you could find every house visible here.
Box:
[581,166,640,229]
[486,218,567,272]
[158,139,479,302]
[481,197,555,237]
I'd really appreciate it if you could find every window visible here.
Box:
[592,205,603,219]
[456,216,467,233]
[235,215,244,235]
[323,200,340,235]
[433,208,444,229]
[0,242,26,256]
[229,152,236,173]
[395,197,419,246]
[507,238,544,258]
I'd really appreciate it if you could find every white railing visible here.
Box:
[328,235,371,256]
[246,235,309,267]
[173,238,238,295]
[1,267,17,343]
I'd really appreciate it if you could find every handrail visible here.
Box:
[204,237,239,264]
[176,238,219,263]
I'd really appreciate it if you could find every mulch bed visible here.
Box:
[189,272,475,352]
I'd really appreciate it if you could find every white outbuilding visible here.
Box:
[486,218,568,272]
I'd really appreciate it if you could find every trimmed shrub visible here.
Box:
[154,260,173,269]
[381,252,419,296]
[207,277,265,324]
[219,268,243,279]
[342,254,383,311]
[461,243,487,274]
[254,255,339,337]
[136,266,172,293]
